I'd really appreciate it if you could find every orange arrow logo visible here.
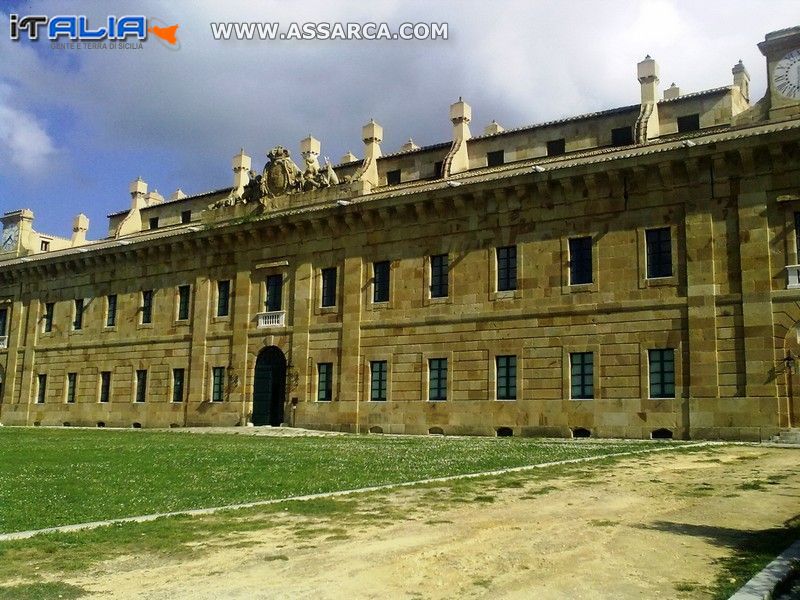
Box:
[148,24,178,45]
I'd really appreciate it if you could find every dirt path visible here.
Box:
[73,445,800,599]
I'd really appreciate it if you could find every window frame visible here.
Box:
[370,360,388,401]
[429,254,449,299]
[496,246,517,292]
[73,298,84,331]
[43,302,54,333]
[106,294,117,328]
[648,348,676,399]
[569,352,594,400]
[216,280,231,317]
[180,210,192,224]
[36,373,47,404]
[141,290,154,324]
[645,227,673,279]
[149,216,159,230]
[373,261,391,303]
[66,372,77,404]
[495,355,517,401]
[317,362,333,402]
[568,236,593,286]
[134,369,147,403]
[211,366,225,402]
[177,285,191,321]
[265,274,283,312]
[0,306,7,337]
[321,267,337,308]
[428,357,448,401]
[172,368,185,403]
[99,371,111,403]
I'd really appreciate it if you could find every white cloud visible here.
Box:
[0,86,55,172]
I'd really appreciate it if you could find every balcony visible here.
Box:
[788,265,800,289]
[0,336,7,349]
[256,311,286,328]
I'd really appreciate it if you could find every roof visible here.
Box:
[106,187,231,218]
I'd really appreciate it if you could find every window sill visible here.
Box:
[495,398,517,402]
[567,282,598,293]
[211,316,231,323]
[644,275,677,287]
[492,290,521,301]
[102,326,116,332]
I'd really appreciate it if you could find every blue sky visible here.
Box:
[1,1,798,239]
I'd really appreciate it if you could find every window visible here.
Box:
[0,307,7,336]
[172,368,185,403]
[496,246,517,292]
[611,126,633,146]
[487,150,505,167]
[181,210,191,224]
[106,295,117,327]
[43,302,54,333]
[40,240,50,251]
[430,254,449,298]
[265,275,282,312]
[177,285,190,320]
[646,227,672,278]
[649,348,675,398]
[135,370,147,403]
[570,352,594,399]
[677,113,700,132]
[99,371,111,403]
[496,355,517,400]
[321,267,337,307]
[433,160,443,178]
[546,138,565,156]
[317,362,333,402]
[211,366,225,402]
[386,169,401,185]
[36,373,47,404]
[217,280,231,317]
[370,360,388,401]
[141,290,153,324]
[569,237,593,285]
[149,217,159,230]
[73,299,84,331]
[373,261,390,303]
[429,358,447,401]
[66,372,77,404]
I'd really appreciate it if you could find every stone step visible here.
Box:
[773,429,800,444]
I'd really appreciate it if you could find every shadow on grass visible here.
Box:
[639,515,800,599]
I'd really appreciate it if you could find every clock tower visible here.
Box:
[758,26,800,121]
[1,209,34,258]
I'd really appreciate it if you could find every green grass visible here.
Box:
[0,582,88,600]
[0,428,663,533]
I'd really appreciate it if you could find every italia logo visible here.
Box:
[9,14,180,47]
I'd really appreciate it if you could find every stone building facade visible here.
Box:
[1,27,800,440]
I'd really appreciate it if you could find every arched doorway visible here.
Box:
[252,346,286,426]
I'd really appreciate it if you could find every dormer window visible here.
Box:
[487,150,505,167]
[386,169,401,185]
[546,138,565,156]
[40,240,50,251]
[149,217,159,230]
[611,126,633,146]
[677,114,700,132]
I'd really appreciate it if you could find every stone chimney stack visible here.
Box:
[401,138,420,152]
[444,97,472,176]
[483,120,505,135]
[340,151,358,163]
[359,119,383,188]
[663,83,680,100]
[300,135,321,170]
[732,60,750,102]
[232,150,251,197]
[130,177,148,209]
[635,55,661,141]
[170,189,187,201]
[71,213,89,246]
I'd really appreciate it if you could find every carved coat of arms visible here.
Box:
[262,146,301,198]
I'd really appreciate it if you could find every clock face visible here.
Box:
[1,224,19,252]
[774,48,800,100]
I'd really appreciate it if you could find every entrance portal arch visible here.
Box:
[252,346,287,426]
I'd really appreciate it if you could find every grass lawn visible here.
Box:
[0,427,665,533]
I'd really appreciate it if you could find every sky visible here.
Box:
[0,0,798,239]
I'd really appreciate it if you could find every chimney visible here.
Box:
[444,97,472,176]
[232,149,251,197]
[732,60,750,102]
[401,138,420,152]
[340,151,358,163]
[129,177,147,209]
[145,190,164,205]
[663,82,680,100]
[300,135,321,170]
[635,55,661,141]
[359,119,383,188]
[169,188,187,201]
[71,213,89,246]
[483,120,505,135]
